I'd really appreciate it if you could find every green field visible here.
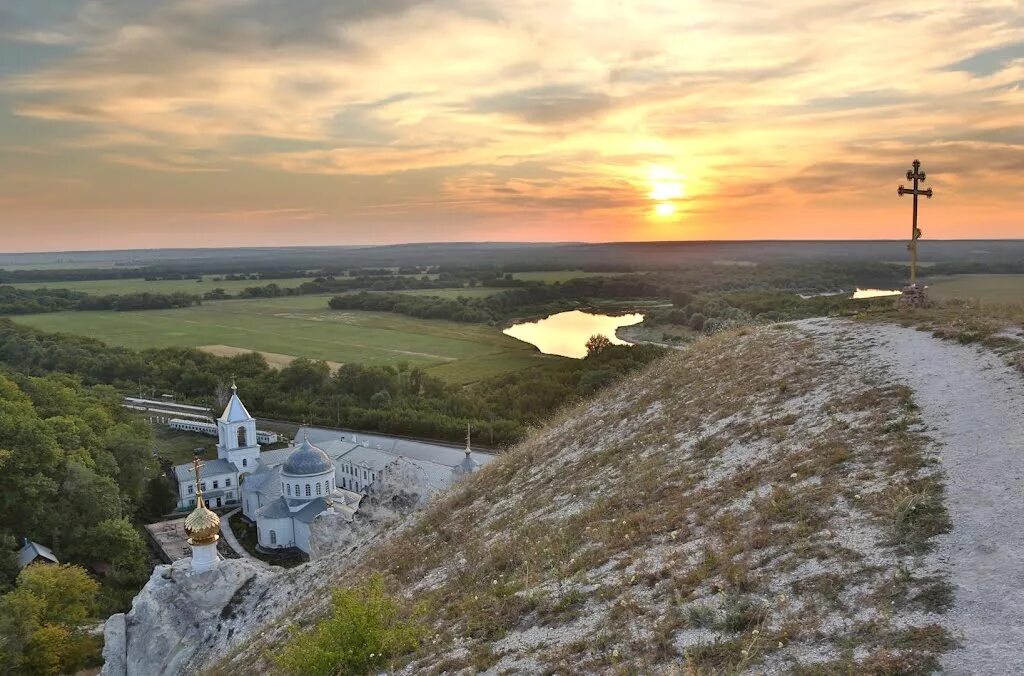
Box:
[9,276,313,295]
[512,270,626,283]
[13,295,554,384]
[926,275,1024,304]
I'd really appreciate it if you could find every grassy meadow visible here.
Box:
[12,295,553,384]
[926,274,1024,304]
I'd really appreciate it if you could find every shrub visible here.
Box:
[275,574,424,676]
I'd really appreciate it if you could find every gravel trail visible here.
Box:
[799,318,1024,674]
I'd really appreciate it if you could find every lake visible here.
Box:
[502,310,645,358]
[852,288,902,299]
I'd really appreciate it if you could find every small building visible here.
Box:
[17,539,58,570]
[174,458,238,511]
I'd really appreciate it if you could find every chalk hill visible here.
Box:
[107,315,1024,674]
[193,320,965,675]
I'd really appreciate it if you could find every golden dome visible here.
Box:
[184,495,221,546]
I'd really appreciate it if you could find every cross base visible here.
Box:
[897,283,929,309]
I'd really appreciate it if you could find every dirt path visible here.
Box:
[798,318,1024,674]
[219,508,271,571]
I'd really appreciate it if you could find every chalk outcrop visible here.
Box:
[101,475,424,675]
[100,558,271,676]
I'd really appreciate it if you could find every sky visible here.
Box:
[0,0,1022,252]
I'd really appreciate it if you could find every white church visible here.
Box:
[173,384,487,555]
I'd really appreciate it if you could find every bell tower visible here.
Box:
[217,383,260,472]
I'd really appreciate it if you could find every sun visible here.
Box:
[647,165,684,219]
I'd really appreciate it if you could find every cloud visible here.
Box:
[469,84,615,124]
[2,0,1024,247]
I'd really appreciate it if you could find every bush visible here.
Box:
[275,574,424,675]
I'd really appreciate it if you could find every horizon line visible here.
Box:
[4,238,1024,257]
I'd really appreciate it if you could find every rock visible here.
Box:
[99,613,126,676]
[105,558,272,676]
[897,283,929,308]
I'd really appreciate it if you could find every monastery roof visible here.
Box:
[17,540,58,569]
[242,466,280,497]
[297,426,492,469]
[173,457,236,482]
[255,496,347,524]
[282,437,333,476]
[218,390,252,423]
[453,450,481,475]
[337,446,395,472]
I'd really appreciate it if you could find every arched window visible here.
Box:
[316,482,322,496]
[286,484,291,496]
[237,426,247,447]
[305,484,311,497]
[269,530,277,545]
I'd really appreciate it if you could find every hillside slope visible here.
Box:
[213,321,964,674]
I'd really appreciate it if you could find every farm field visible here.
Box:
[511,270,627,283]
[9,276,314,295]
[925,274,1024,303]
[12,295,555,384]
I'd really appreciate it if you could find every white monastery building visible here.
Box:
[172,385,489,555]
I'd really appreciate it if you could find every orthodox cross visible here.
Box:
[897,159,933,285]
[191,454,205,499]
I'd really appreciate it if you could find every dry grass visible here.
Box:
[219,323,954,674]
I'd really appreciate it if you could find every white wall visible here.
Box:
[257,517,293,549]
[294,521,311,554]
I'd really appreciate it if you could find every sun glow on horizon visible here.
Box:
[648,165,685,220]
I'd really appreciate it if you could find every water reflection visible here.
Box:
[503,310,645,358]
[852,288,902,299]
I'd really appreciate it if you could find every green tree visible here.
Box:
[275,574,423,676]
[0,534,19,592]
[0,564,100,675]
[103,423,154,502]
[585,334,613,356]
[140,475,177,520]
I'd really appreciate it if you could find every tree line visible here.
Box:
[0,319,665,449]
[0,286,201,315]
[328,276,664,324]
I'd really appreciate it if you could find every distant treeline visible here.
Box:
[0,286,201,315]
[0,319,666,447]
[328,277,664,323]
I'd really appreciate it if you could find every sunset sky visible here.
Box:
[1,1,1022,252]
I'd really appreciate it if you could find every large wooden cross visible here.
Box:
[897,159,933,285]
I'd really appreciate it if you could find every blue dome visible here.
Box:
[282,437,333,476]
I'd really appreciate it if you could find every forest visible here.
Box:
[0,319,665,447]
[0,286,201,315]
[0,372,175,674]
[327,276,664,323]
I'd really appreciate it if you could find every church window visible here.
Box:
[305,484,311,497]
[316,482,322,496]
[286,484,291,496]
[237,426,247,447]
[269,530,277,545]
[200,482,206,491]
[225,478,231,487]
[187,484,194,494]
[242,458,247,467]
[295,484,300,495]
[213,480,219,489]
